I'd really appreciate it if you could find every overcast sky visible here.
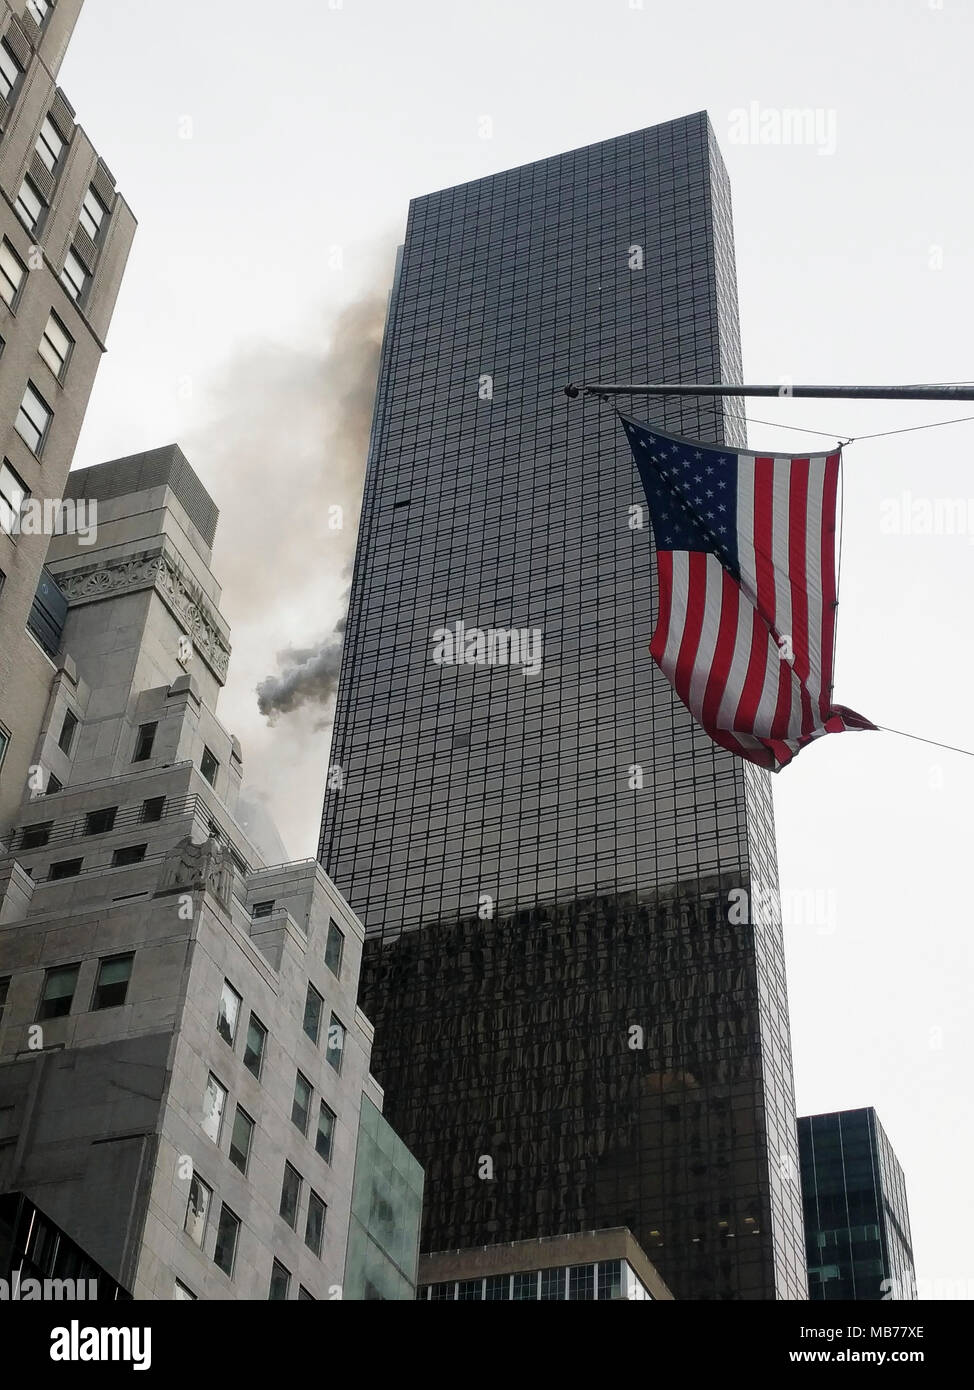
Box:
[62,0,973,1294]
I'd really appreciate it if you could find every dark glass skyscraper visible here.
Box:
[319,112,807,1300]
[799,1109,916,1300]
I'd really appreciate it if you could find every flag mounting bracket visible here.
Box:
[564,382,974,402]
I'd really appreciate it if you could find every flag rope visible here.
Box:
[722,410,974,444]
[875,726,974,758]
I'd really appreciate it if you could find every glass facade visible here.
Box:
[799,1108,916,1301]
[343,1096,424,1300]
[320,113,806,1300]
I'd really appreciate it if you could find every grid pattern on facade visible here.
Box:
[799,1109,915,1301]
[319,113,806,1300]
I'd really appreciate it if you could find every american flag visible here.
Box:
[622,414,874,771]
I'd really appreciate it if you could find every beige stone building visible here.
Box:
[0,450,423,1298]
[0,0,135,828]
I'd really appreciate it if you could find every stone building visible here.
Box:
[0,448,423,1299]
[0,0,135,826]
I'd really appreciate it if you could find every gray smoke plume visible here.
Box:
[256,615,347,725]
[192,261,391,717]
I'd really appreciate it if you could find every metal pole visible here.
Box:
[563,381,974,402]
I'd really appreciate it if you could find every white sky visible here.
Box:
[62,0,973,1294]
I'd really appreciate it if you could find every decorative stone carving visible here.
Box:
[154,836,234,910]
[53,546,230,681]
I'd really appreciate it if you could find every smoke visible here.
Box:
[182,249,395,855]
[191,255,392,711]
[256,615,347,725]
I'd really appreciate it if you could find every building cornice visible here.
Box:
[51,545,231,683]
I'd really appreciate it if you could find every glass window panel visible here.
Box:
[0,44,20,100]
[279,1162,301,1229]
[213,1204,239,1277]
[325,1013,345,1072]
[92,954,132,1010]
[291,1072,311,1134]
[184,1174,211,1247]
[269,1260,291,1301]
[0,240,25,307]
[324,921,344,975]
[303,983,323,1044]
[201,1073,227,1143]
[38,964,79,1020]
[316,1101,336,1162]
[15,381,52,454]
[228,1107,254,1174]
[39,312,73,379]
[305,1190,326,1256]
[217,980,241,1046]
[243,1013,266,1078]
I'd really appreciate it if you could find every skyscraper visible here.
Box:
[799,1108,916,1301]
[0,0,135,828]
[319,112,807,1300]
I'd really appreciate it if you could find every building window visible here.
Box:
[57,709,77,754]
[305,1190,326,1257]
[324,920,344,976]
[132,722,157,762]
[201,1073,227,1143]
[568,1263,595,1300]
[27,1,52,25]
[39,312,73,381]
[513,1271,538,1300]
[291,1072,311,1135]
[0,42,21,101]
[297,1286,315,1301]
[228,1106,254,1175]
[213,1204,240,1278]
[484,1274,510,1300]
[184,1174,211,1248]
[597,1260,623,1300]
[15,381,52,456]
[268,1260,291,1301]
[19,821,52,850]
[315,1101,336,1163]
[173,1280,196,1301]
[251,900,274,919]
[216,979,241,1047]
[84,806,117,835]
[0,240,26,308]
[325,1014,345,1073]
[48,857,81,880]
[60,249,87,302]
[0,725,9,776]
[92,954,132,1010]
[0,460,29,536]
[0,977,9,1027]
[200,746,218,786]
[242,1013,266,1078]
[36,116,64,174]
[111,844,146,867]
[80,186,107,242]
[37,963,79,1020]
[302,983,323,1045]
[279,1163,301,1229]
[46,772,62,795]
[540,1266,566,1299]
[15,178,44,235]
[139,796,165,823]
[457,1279,482,1300]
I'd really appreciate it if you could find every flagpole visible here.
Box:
[564,382,974,402]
